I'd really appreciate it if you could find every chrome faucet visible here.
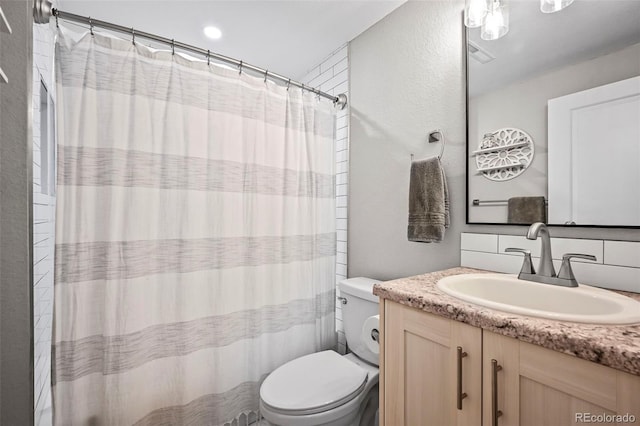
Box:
[526,222,556,278]
[506,222,597,287]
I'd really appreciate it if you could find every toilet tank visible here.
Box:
[338,277,380,366]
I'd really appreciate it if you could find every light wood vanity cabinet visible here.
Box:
[483,331,640,426]
[380,300,640,426]
[381,301,482,426]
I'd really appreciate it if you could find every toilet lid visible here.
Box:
[260,350,368,415]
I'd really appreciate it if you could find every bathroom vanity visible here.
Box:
[374,268,640,426]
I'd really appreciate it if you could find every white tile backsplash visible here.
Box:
[498,235,541,257]
[462,233,640,293]
[568,262,640,293]
[461,250,528,274]
[461,233,498,253]
[604,241,640,268]
[499,235,604,264]
[550,238,603,264]
[301,44,349,354]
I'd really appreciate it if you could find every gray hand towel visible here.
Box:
[507,196,546,224]
[408,157,450,243]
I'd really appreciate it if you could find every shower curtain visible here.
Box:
[53,29,336,426]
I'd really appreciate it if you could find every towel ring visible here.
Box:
[430,130,445,160]
[411,130,445,161]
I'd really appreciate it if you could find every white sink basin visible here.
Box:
[437,273,640,325]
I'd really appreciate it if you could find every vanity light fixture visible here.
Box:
[481,0,509,41]
[466,0,574,41]
[464,0,488,28]
[540,0,575,13]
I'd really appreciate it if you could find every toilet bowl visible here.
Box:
[259,277,380,426]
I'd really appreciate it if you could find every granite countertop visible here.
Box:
[373,267,640,376]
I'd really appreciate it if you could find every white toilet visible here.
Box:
[259,277,380,426]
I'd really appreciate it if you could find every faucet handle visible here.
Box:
[505,248,536,275]
[557,253,597,282]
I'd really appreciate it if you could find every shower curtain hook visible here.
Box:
[238,60,243,75]
[131,28,135,45]
[286,79,291,91]
[264,69,269,83]
[55,12,59,28]
[89,17,94,36]
[171,39,175,55]
[206,50,210,66]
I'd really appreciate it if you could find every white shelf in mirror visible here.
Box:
[471,140,530,156]
[475,127,534,182]
[475,162,525,174]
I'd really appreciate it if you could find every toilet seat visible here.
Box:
[260,350,368,416]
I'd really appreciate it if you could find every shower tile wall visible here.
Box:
[33,19,56,426]
[300,44,349,354]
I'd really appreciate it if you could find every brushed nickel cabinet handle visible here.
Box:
[492,359,503,426]
[456,346,468,410]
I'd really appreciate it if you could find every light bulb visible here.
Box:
[465,0,488,28]
[203,26,222,40]
[481,0,509,41]
[540,0,574,13]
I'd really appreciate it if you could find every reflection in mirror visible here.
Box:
[466,0,640,226]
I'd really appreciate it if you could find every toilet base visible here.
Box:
[357,384,379,426]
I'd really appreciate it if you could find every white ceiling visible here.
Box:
[468,0,640,97]
[56,0,406,80]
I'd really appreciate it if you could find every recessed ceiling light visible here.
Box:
[203,26,222,40]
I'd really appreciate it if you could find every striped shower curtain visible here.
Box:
[53,29,336,425]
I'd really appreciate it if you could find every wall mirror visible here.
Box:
[466,0,640,227]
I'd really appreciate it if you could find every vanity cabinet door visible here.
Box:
[382,301,481,426]
[483,330,640,426]
[482,331,520,426]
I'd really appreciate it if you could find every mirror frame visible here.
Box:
[463,22,640,229]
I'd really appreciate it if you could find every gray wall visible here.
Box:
[0,0,34,424]
[349,1,467,280]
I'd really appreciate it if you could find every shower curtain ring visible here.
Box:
[206,50,210,66]
[171,39,175,55]
[238,60,243,75]
[131,28,135,45]
[89,17,94,36]
[286,79,291,91]
[264,70,269,83]
[55,13,59,28]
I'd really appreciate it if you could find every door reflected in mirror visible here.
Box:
[466,0,640,227]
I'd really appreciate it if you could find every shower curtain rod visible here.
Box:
[32,1,348,110]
